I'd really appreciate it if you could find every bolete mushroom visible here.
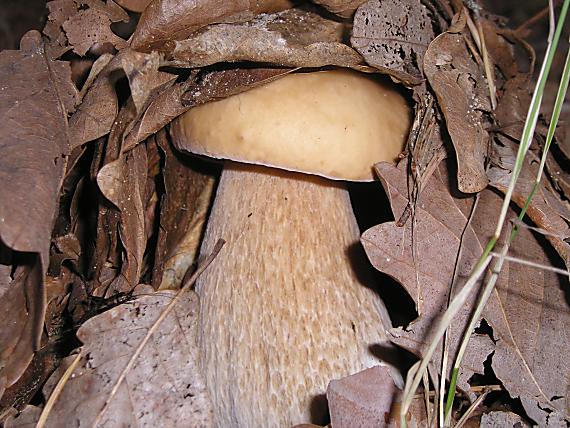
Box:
[172,69,411,427]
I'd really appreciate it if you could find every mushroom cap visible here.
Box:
[173,69,411,181]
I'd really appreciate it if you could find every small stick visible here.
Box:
[91,239,225,428]
[37,353,82,428]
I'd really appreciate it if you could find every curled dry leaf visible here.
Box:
[92,101,146,296]
[124,81,191,150]
[171,8,361,68]
[181,67,293,107]
[77,53,114,101]
[424,29,491,193]
[351,0,435,85]
[68,54,122,147]
[6,288,214,427]
[130,0,293,52]
[0,257,44,399]
[326,366,427,427]
[70,49,176,148]
[125,68,292,151]
[363,159,570,425]
[153,131,215,290]
[121,49,177,114]
[311,0,367,18]
[97,144,148,294]
[114,0,153,13]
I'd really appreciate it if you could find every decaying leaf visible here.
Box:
[351,0,435,85]
[68,54,122,146]
[121,50,177,114]
[153,129,215,290]
[0,31,77,261]
[362,160,493,393]
[69,49,176,147]
[488,138,570,267]
[130,0,293,52]
[494,75,533,141]
[0,256,44,399]
[45,0,129,56]
[97,143,148,294]
[171,8,361,68]
[114,0,153,13]
[5,287,214,427]
[311,0,367,18]
[62,7,128,56]
[424,29,491,193]
[180,67,293,107]
[480,411,530,427]
[123,81,192,150]
[326,366,427,427]
[363,159,570,425]
[0,32,78,393]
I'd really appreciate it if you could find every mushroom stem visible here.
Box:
[197,162,392,427]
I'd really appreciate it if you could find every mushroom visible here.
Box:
[172,69,411,427]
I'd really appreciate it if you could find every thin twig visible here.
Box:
[37,353,82,428]
[454,390,490,428]
[91,239,225,428]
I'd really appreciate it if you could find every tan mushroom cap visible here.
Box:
[174,69,411,181]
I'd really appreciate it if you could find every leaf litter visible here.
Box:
[0,0,569,426]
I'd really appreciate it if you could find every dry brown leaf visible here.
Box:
[5,287,214,427]
[326,366,427,427]
[181,67,293,107]
[488,138,570,267]
[68,54,122,147]
[424,30,491,193]
[45,0,129,56]
[480,20,519,81]
[0,32,78,394]
[77,53,113,100]
[362,159,570,425]
[121,50,177,114]
[114,0,152,12]
[0,257,44,400]
[361,160,493,394]
[0,31,77,261]
[480,411,530,427]
[351,0,435,85]
[311,0,367,18]
[91,100,146,295]
[44,0,78,50]
[494,75,533,141]
[171,8,361,68]
[123,81,190,150]
[69,49,176,148]
[130,0,292,52]
[63,8,127,56]
[152,129,215,290]
[97,144,148,294]
[471,192,570,426]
